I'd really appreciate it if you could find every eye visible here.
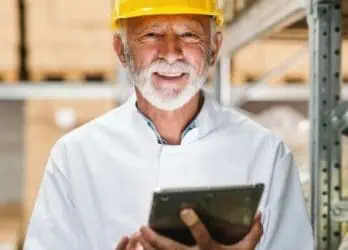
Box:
[182,32,194,37]
[144,32,162,38]
[180,32,200,42]
[140,32,162,42]
[146,32,157,37]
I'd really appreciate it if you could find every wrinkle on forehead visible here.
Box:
[127,14,210,35]
[119,14,215,73]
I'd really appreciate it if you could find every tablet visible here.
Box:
[148,183,264,246]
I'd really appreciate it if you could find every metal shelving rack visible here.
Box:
[215,0,348,249]
[308,1,346,249]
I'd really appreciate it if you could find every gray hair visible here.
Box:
[209,19,217,50]
[117,19,128,45]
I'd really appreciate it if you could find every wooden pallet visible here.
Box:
[232,71,308,85]
[0,70,18,83]
[29,70,116,83]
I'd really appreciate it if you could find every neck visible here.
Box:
[135,89,203,145]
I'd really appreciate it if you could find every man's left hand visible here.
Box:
[137,208,263,250]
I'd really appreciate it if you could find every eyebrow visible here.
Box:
[133,24,164,36]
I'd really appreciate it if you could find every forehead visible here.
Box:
[126,14,210,32]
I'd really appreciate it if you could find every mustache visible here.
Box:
[145,60,195,75]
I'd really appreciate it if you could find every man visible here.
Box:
[23,0,314,249]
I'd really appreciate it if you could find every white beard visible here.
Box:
[126,58,209,111]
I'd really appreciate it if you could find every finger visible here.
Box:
[140,226,184,250]
[180,209,213,249]
[249,212,262,230]
[253,212,262,223]
[135,243,144,250]
[116,236,129,250]
[126,233,141,250]
[133,233,145,250]
[138,235,155,250]
[240,215,263,249]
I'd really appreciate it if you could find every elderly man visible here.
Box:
[24,1,314,250]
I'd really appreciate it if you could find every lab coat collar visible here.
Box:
[192,91,219,141]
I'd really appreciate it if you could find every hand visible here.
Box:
[115,232,143,250]
[137,209,263,250]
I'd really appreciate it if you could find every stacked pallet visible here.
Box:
[22,98,116,235]
[232,40,310,85]
[0,0,19,82]
[232,39,348,85]
[26,0,117,82]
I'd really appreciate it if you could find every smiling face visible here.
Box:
[114,14,222,111]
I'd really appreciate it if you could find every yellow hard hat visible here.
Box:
[111,0,224,30]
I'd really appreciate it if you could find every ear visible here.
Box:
[210,31,223,66]
[113,34,127,67]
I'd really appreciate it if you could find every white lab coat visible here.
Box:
[23,91,314,250]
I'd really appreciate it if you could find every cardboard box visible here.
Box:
[26,0,116,77]
[52,0,113,26]
[0,221,19,250]
[0,0,17,31]
[0,0,19,78]
[23,98,116,231]
[232,40,348,84]
[0,45,18,80]
[25,0,113,25]
[0,204,20,250]
[233,40,310,84]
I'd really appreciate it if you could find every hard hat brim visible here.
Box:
[111,6,223,30]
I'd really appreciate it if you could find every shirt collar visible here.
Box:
[135,102,197,145]
[125,89,220,145]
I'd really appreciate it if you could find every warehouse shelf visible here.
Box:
[220,0,307,55]
[0,83,125,100]
[0,83,347,102]
[235,84,348,102]
[219,0,348,249]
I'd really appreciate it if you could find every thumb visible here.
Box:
[180,209,214,249]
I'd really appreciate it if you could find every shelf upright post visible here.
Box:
[308,0,343,249]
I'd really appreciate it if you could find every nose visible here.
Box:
[158,34,184,64]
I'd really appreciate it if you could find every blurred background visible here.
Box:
[0,0,347,249]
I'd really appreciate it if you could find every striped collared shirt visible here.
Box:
[136,108,196,145]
